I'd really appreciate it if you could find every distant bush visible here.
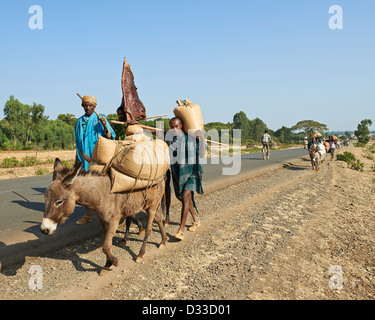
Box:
[61,160,74,167]
[337,151,364,172]
[337,152,356,163]
[1,157,20,168]
[20,156,40,167]
[35,168,51,175]
[354,142,366,148]
[351,159,365,172]
[1,156,51,168]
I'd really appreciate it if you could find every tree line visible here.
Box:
[0,96,76,150]
[0,96,372,150]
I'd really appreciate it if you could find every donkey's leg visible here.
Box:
[154,212,167,249]
[133,215,145,236]
[120,217,133,247]
[136,208,156,263]
[99,219,120,276]
[120,215,145,247]
[164,170,171,226]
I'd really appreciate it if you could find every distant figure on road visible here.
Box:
[304,136,308,149]
[329,136,336,161]
[261,130,272,159]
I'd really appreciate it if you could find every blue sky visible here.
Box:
[0,0,374,132]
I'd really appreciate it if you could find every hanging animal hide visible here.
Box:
[121,57,147,121]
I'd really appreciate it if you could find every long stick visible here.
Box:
[132,123,230,146]
[207,139,230,147]
[141,114,167,120]
[111,116,229,146]
[110,114,167,126]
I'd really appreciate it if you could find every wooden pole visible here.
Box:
[110,114,167,126]
[115,122,229,146]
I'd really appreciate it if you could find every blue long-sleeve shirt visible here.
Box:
[75,113,115,170]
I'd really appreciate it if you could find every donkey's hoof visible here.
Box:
[119,239,127,247]
[159,243,166,249]
[100,267,109,276]
[138,229,145,236]
[113,257,119,267]
[136,256,143,263]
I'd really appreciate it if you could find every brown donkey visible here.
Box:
[41,158,167,276]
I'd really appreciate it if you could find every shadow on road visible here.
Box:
[282,162,308,171]
[11,200,45,213]
[0,207,104,276]
[0,210,168,277]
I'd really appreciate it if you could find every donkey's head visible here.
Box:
[309,144,317,154]
[40,158,82,236]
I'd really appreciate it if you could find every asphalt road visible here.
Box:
[0,147,308,270]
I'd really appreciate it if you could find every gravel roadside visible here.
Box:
[0,144,374,300]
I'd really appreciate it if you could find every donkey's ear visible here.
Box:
[62,161,82,186]
[53,158,64,181]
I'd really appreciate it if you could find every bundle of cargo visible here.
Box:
[125,125,152,142]
[173,99,204,135]
[329,135,338,142]
[313,132,323,138]
[111,139,169,181]
[323,141,330,153]
[91,133,170,193]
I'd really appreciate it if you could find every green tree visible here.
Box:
[250,117,268,142]
[354,119,372,144]
[291,120,328,138]
[2,96,48,148]
[275,126,293,143]
[57,113,77,127]
[41,119,75,149]
[3,96,29,148]
[233,111,251,140]
[0,124,10,149]
[26,102,48,148]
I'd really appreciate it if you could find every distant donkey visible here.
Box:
[308,143,326,171]
[41,158,167,276]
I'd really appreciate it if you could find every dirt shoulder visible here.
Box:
[0,144,374,300]
[0,150,76,180]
